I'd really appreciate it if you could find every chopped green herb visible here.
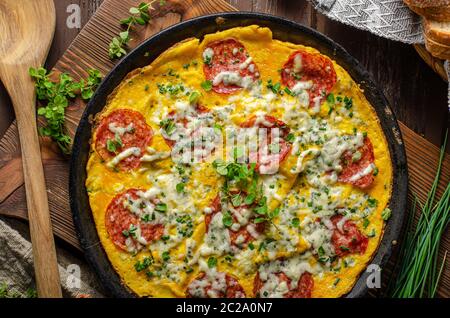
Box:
[176,183,185,193]
[367,198,378,208]
[327,93,335,104]
[343,96,353,109]
[363,218,370,229]
[352,151,362,162]
[286,133,295,143]
[134,256,153,272]
[381,208,392,221]
[201,80,213,91]
[222,211,233,228]
[109,1,166,59]
[160,118,176,135]
[161,251,170,262]
[155,203,167,213]
[266,79,281,94]
[189,91,201,104]
[373,167,379,176]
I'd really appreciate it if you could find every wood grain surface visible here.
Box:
[0,0,448,297]
[0,0,62,297]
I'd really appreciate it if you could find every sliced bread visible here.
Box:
[424,34,450,59]
[409,4,450,21]
[404,0,450,8]
[424,19,450,44]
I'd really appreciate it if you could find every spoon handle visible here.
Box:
[9,75,62,298]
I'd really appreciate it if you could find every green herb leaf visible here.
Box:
[254,217,266,224]
[373,166,379,176]
[327,93,335,104]
[155,203,167,213]
[381,208,391,221]
[29,67,101,154]
[160,118,176,135]
[286,133,295,143]
[291,217,300,227]
[176,183,185,193]
[106,139,117,153]
[161,251,170,262]
[222,211,233,228]
[188,91,200,105]
[363,218,370,229]
[207,257,217,268]
[266,79,281,94]
[201,80,213,91]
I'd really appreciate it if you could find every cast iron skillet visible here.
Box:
[70,12,408,298]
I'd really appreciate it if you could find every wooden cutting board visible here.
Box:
[0,0,448,296]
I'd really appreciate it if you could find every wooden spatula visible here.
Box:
[0,0,62,297]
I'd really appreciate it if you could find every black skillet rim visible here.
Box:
[69,12,408,298]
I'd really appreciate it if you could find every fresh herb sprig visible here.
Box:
[388,132,449,298]
[29,67,102,154]
[212,159,280,231]
[108,1,166,59]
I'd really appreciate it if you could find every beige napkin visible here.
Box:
[0,218,104,298]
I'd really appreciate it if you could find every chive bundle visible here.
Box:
[389,133,449,298]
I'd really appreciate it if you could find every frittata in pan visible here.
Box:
[86,25,392,298]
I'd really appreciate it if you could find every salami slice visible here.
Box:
[203,38,259,94]
[253,272,313,298]
[187,272,246,298]
[105,189,164,251]
[281,50,336,108]
[161,105,211,148]
[338,137,375,188]
[95,109,153,171]
[240,114,291,174]
[205,195,265,246]
[331,215,368,257]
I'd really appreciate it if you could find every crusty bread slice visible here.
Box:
[424,33,450,59]
[409,4,450,21]
[424,19,450,44]
[404,0,450,8]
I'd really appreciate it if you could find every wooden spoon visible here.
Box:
[0,0,62,297]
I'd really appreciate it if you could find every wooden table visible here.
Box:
[0,0,448,297]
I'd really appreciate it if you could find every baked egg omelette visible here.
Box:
[86,25,392,298]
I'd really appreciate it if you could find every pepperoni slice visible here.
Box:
[240,115,291,174]
[95,109,153,171]
[187,272,246,298]
[205,195,264,246]
[281,50,336,107]
[254,272,313,298]
[331,215,368,257]
[240,114,290,137]
[203,38,259,94]
[161,105,210,148]
[105,189,164,251]
[338,137,375,188]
